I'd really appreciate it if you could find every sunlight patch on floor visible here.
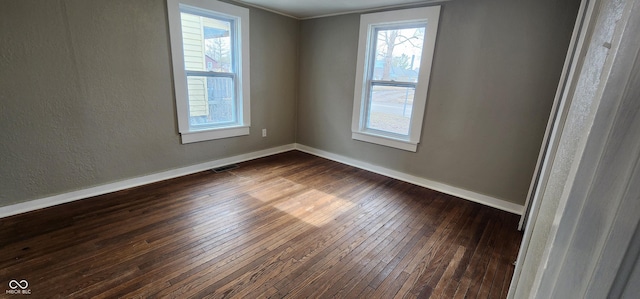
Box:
[248,178,306,203]
[273,189,354,227]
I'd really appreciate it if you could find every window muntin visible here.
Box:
[167,0,250,144]
[351,7,440,152]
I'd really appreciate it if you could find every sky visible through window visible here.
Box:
[367,25,425,135]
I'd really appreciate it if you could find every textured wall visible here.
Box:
[0,0,580,209]
[0,0,298,207]
[513,0,631,296]
[297,0,580,205]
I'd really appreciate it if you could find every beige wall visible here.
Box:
[0,0,298,207]
[296,0,580,205]
[0,0,579,209]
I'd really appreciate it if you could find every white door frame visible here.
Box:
[510,0,640,297]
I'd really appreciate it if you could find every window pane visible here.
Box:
[187,76,236,128]
[366,85,415,135]
[180,12,232,73]
[372,26,425,83]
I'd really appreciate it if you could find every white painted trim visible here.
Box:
[1,142,523,219]
[181,126,250,143]
[509,0,594,296]
[0,144,295,219]
[167,0,251,142]
[509,0,640,297]
[351,132,417,152]
[294,143,524,215]
[530,0,640,296]
[518,0,589,230]
[351,6,440,152]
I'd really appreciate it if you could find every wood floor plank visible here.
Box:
[453,219,499,299]
[431,245,466,298]
[233,178,401,298]
[344,195,459,298]
[440,209,491,298]
[277,190,413,298]
[310,188,442,299]
[219,175,392,298]
[0,151,522,298]
[294,188,432,298]
[385,200,474,299]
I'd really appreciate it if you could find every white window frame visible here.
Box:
[351,7,440,152]
[167,0,250,144]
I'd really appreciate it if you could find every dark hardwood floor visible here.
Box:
[0,151,522,298]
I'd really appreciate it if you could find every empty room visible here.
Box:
[1,0,639,298]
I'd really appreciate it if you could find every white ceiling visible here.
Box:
[232,0,442,19]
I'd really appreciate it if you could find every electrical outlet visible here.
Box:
[262,128,267,137]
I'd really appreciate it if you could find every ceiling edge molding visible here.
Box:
[228,0,301,19]
[299,0,451,20]
[229,0,451,20]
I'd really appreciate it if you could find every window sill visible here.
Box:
[352,131,418,152]
[181,126,250,144]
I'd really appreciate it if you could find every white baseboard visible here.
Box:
[1,143,523,218]
[0,144,296,219]
[294,143,524,215]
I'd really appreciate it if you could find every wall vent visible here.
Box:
[212,164,238,173]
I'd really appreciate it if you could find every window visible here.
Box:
[351,7,440,152]
[167,0,250,144]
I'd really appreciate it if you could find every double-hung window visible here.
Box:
[167,0,250,144]
[351,7,440,152]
